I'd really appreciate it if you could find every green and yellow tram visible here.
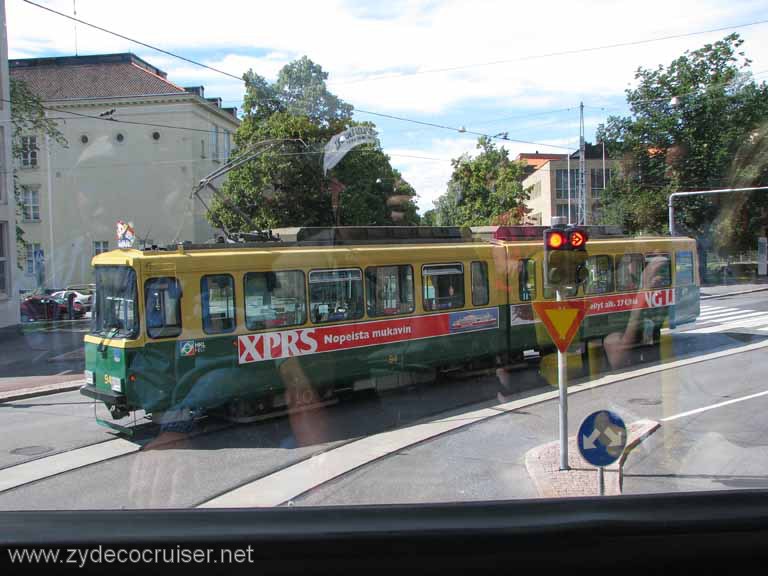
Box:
[80,226,699,429]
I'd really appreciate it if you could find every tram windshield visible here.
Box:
[91,266,138,339]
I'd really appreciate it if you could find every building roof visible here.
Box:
[515,152,568,171]
[9,53,187,100]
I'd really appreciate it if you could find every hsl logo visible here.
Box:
[238,329,319,364]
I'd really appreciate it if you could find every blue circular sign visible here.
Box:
[577,410,627,467]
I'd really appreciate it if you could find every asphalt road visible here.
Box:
[0,291,766,510]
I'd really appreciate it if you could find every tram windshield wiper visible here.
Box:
[97,323,120,353]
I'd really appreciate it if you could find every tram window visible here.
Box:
[519,259,536,302]
[422,263,464,311]
[145,277,182,339]
[616,254,645,291]
[585,255,614,295]
[201,275,236,334]
[471,261,489,306]
[675,251,694,286]
[365,265,414,317]
[309,268,364,324]
[244,271,306,330]
[645,253,672,288]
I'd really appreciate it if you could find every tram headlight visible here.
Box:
[85,370,94,385]
[110,376,123,393]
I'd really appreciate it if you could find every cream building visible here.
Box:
[11,53,239,291]
[0,0,18,330]
[520,146,616,226]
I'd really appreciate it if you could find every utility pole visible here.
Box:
[577,102,586,225]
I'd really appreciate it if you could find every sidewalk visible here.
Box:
[0,322,87,402]
[700,278,768,298]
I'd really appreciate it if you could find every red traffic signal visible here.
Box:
[545,228,588,250]
[569,229,588,249]
[545,230,567,250]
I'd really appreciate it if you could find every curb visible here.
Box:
[701,286,768,300]
[524,419,660,498]
[0,379,85,403]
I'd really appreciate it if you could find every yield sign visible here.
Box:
[532,300,587,353]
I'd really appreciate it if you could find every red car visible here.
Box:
[20,295,85,322]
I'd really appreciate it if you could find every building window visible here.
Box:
[25,243,42,275]
[0,128,5,203]
[223,130,231,162]
[94,241,109,255]
[590,168,611,198]
[21,136,38,168]
[0,223,7,296]
[555,169,578,200]
[555,203,570,218]
[211,125,220,161]
[21,186,40,222]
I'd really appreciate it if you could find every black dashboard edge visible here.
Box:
[1,491,767,573]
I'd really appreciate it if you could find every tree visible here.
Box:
[429,137,531,226]
[598,33,768,249]
[208,57,417,232]
[10,79,67,268]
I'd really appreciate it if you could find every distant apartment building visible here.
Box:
[518,145,615,226]
[11,53,239,290]
[0,0,19,329]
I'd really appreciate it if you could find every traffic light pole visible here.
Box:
[557,288,569,471]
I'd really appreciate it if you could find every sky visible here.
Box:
[8,0,768,212]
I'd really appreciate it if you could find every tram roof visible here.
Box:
[119,225,683,257]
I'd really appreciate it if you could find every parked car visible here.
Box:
[20,295,85,321]
[51,287,94,312]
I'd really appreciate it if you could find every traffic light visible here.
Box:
[543,226,589,291]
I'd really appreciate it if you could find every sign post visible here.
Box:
[577,410,627,495]
[532,298,587,470]
[758,237,767,276]
[556,290,568,471]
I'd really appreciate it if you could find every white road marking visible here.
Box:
[661,390,768,423]
[697,309,747,320]
[698,307,741,318]
[199,338,768,508]
[0,439,140,494]
[695,311,765,324]
[686,313,768,334]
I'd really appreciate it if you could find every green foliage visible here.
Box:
[208,57,418,232]
[429,137,531,226]
[10,79,67,268]
[598,34,768,249]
